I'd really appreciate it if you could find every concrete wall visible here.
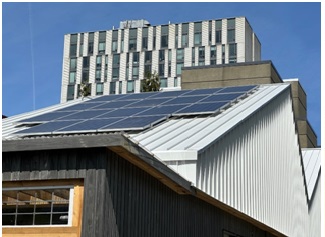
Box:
[181,61,280,89]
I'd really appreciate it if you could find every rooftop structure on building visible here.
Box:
[61,16,261,102]
[2,81,321,237]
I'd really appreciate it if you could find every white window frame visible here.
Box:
[2,185,74,227]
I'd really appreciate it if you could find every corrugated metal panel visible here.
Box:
[301,148,321,199]
[202,21,209,46]
[130,83,312,236]
[188,22,194,48]
[308,172,321,237]
[197,88,308,236]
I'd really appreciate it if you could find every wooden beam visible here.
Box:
[2,134,124,152]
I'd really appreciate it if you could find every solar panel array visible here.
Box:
[16,85,257,136]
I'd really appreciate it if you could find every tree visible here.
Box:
[141,71,160,92]
[79,82,91,100]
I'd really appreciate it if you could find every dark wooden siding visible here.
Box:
[3,148,276,237]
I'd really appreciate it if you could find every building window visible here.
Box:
[132,66,139,79]
[96,69,101,82]
[70,58,77,71]
[227,18,236,43]
[119,81,123,94]
[192,47,195,66]
[208,21,212,45]
[113,54,120,66]
[142,28,148,50]
[159,64,165,77]
[227,29,235,43]
[126,66,129,80]
[160,78,167,88]
[83,57,90,69]
[144,64,151,74]
[153,27,156,49]
[110,81,116,94]
[67,85,75,101]
[176,63,183,75]
[168,64,171,77]
[69,45,77,58]
[145,51,152,63]
[199,46,205,61]
[112,53,120,79]
[69,72,76,84]
[133,52,139,64]
[181,23,189,47]
[129,29,137,51]
[174,77,178,87]
[2,186,74,226]
[215,20,222,44]
[96,56,102,68]
[229,43,237,63]
[127,80,134,93]
[69,34,78,57]
[194,22,202,46]
[210,46,216,65]
[176,49,184,61]
[79,33,84,57]
[175,24,179,48]
[112,68,119,80]
[98,31,106,54]
[120,30,124,53]
[88,32,94,55]
[82,71,89,83]
[98,42,105,54]
[112,30,118,53]
[96,83,103,95]
[112,41,118,53]
[159,50,165,62]
[161,25,169,48]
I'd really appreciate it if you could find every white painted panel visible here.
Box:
[188,22,194,48]
[202,21,209,46]
[197,89,308,236]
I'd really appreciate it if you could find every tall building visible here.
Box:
[61,17,261,102]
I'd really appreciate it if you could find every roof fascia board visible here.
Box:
[153,150,198,161]
[2,134,125,152]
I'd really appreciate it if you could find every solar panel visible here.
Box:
[15,120,83,135]
[96,107,147,118]
[18,111,75,123]
[173,101,228,115]
[56,109,113,120]
[115,92,157,100]
[83,94,130,103]
[55,118,122,133]
[218,85,256,93]
[183,88,223,96]
[56,102,107,111]
[125,98,169,108]
[149,90,190,98]
[90,100,138,109]
[99,115,166,131]
[136,104,186,116]
[162,95,206,105]
[15,85,258,136]
[200,92,245,103]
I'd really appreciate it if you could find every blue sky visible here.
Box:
[2,2,321,145]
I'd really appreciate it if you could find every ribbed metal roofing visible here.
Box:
[130,84,291,158]
[301,148,321,199]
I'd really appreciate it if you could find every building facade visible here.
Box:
[61,17,261,102]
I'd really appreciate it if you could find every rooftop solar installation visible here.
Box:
[15,85,258,136]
